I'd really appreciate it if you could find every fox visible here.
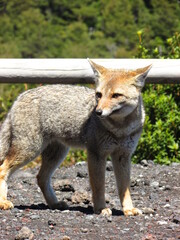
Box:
[0,60,151,216]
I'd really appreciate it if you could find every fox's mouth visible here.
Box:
[96,104,125,119]
[110,104,125,116]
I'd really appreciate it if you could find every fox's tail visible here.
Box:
[0,113,12,163]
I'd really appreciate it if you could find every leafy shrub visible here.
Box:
[133,32,180,164]
[0,84,38,121]
[133,84,180,164]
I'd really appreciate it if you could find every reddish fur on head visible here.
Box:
[88,59,152,118]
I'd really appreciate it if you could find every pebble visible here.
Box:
[62,210,70,213]
[147,160,154,165]
[77,171,88,178]
[80,228,88,233]
[85,215,94,221]
[172,215,180,224]
[158,220,168,225]
[75,161,86,166]
[150,181,159,188]
[171,162,180,167]
[106,216,112,222]
[61,236,70,240]
[53,179,75,192]
[48,219,57,226]
[106,161,113,171]
[131,178,137,187]
[142,207,155,215]
[141,159,148,166]
[164,185,171,190]
[164,204,171,208]
[71,190,90,204]
[30,214,40,220]
[15,226,34,240]
[144,180,150,186]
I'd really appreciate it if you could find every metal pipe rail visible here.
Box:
[0,59,180,84]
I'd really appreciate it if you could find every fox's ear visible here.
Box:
[87,58,106,80]
[133,64,152,89]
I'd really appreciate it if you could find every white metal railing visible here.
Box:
[0,59,180,84]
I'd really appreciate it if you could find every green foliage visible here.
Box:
[64,149,87,167]
[0,0,179,58]
[133,84,180,164]
[133,32,180,164]
[0,84,38,121]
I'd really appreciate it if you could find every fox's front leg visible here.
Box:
[111,151,142,216]
[87,150,111,216]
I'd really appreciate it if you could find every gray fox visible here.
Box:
[0,60,151,216]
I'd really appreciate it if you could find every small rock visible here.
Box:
[105,193,111,203]
[77,171,88,178]
[141,159,148,166]
[147,160,154,165]
[144,180,150,186]
[142,233,157,240]
[71,190,90,204]
[54,179,75,192]
[172,215,180,224]
[164,185,171,190]
[62,236,70,240]
[164,204,171,208]
[131,178,137,187]
[150,181,159,188]
[15,226,34,240]
[142,207,155,214]
[106,161,113,171]
[158,220,168,225]
[48,220,56,226]
[75,161,86,166]
[111,198,120,207]
[81,228,88,233]
[171,162,180,167]
[106,216,112,222]
[85,215,94,221]
[30,214,40,220]
[62,210,70,213]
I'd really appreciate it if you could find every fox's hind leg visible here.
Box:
[37,141,69,210]
[0,145,40,210]
[0,158,14,209]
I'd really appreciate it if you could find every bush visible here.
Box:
[133,84,180,164]
[133,32,180,164]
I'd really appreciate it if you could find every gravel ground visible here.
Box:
[0,160,179,240]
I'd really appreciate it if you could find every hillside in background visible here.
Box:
[0,0,180,58]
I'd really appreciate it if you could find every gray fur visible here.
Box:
[0,113,12,162]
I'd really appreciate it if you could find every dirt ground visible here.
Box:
[0,160,179,240]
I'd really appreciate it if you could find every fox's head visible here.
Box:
[88,59,152,119]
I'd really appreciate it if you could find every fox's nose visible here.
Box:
[96,109,103,116]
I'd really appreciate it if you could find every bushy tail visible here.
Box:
[0,113,12,163]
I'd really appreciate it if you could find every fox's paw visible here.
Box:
[0,199,14,210]
[94,207,112,216]
[51,201,69,210]
[101,208,112,217]
[123,207,142,216]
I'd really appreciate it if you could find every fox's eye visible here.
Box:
[96,92,102,99]
[112,93,123,99]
